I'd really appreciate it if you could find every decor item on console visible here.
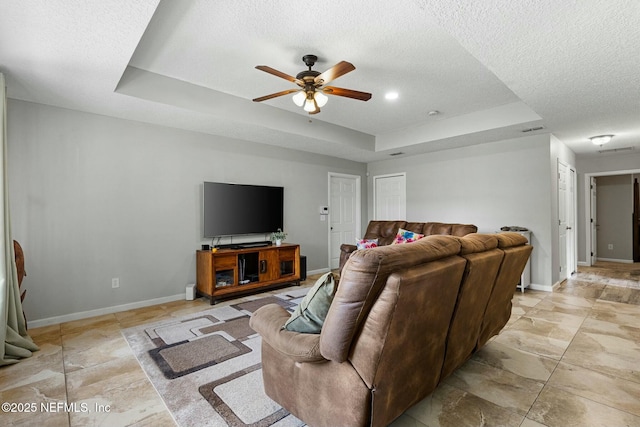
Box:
[500,225,529,232]
[270,228,287,246]
[339,220,478,272]
[250,232,532,427]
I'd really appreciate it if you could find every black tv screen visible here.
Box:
[203,182,284,237]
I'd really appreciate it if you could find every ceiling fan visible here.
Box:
[252,54,372,115]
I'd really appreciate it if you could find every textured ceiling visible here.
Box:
[1,0,638,162]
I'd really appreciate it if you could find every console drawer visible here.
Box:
[214,255,237,269]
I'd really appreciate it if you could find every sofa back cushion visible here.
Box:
[406,222,478,237]
[477,232,533,348]
[361,221,477,247]
[363,220,407,246]
[440,234,503,380]
[354,256,466,426]
[320,235,461,363]
[450,223,479,236]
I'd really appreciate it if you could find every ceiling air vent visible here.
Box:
[522,126,545,133]
[389,152,405,156]
[598,146,634,154]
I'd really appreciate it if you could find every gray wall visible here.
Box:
[7,100,366,322]
[367,133,563,289]
[576,151,640,263]
[595,175,633,261]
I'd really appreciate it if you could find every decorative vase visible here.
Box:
[275,239,282,246]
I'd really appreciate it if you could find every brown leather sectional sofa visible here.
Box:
[339,220,478,272]
[250,232,532,427]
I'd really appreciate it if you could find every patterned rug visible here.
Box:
[122,290,310,427]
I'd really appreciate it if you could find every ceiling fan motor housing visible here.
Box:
[297,55,321,85]
[302,54,318,68]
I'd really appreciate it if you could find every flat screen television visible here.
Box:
[203,182,284,237]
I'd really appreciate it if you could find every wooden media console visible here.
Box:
[196,243,301,304]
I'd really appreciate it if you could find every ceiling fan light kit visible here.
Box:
[253,54,372,114]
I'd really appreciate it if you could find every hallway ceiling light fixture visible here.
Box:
[590,134,614,145]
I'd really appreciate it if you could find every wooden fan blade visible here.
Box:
[314,61,355,85]
[322,86,372,101]
[255,65,303,85]
[253,89,300,103]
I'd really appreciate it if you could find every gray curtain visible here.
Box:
[0,73,38,366]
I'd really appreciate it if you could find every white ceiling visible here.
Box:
[1,0,638,162]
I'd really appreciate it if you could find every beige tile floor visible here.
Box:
[2,262,640,427]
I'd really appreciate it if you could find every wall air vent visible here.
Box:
[522,126,545,133]
[389,152,405,156]
[598,146,634,154]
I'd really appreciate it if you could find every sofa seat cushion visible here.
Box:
[284,272,337,334]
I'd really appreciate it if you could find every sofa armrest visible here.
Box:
[339,243,358,272]
[340,243,357,255]
[250,304,326,363]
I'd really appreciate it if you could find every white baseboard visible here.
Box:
[596,257,634,264]
[307,268,331,276]
[528,283,553,292]
[29,293,185,329]
[31,270,332,328]
[577,261,589,267]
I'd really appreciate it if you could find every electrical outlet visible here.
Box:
[112,278,120,289]
[608,244,613,250]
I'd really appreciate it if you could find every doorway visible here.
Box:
[328,173,361,270]
[585,169,640,266]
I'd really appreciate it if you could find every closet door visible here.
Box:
[373,173,406,220]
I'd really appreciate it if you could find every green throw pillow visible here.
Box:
[284,272,337,334]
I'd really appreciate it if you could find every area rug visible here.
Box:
[122,289,310,427]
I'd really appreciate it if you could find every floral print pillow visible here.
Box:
[355,238,378,250]
[391,228,425,245]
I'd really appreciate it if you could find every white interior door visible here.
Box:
[558,161,568,279]
[373,173,406,220]
[568,167,576,275]
[328,174,360,270]
[558,161,577,280]
[590,176,598,265]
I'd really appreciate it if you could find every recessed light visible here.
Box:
[427,110,440,116]
[385,92,399,100]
